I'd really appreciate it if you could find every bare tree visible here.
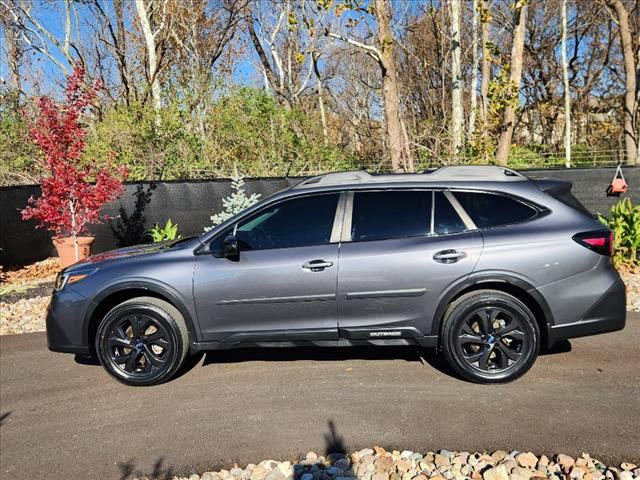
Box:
[495,0,527,165]
[479,0,491,158]
[0,1,23,93]
[606,0,638,165]
[467,0,480,141]
[450,0,463,154]
[561,0,572,167]
[326,0,413,172]
[135,0,171,125]
[7,0,80,76]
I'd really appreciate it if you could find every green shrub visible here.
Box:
[148,219,181,242]
[598,198,640,267]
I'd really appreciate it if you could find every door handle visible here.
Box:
[302,259,334,271]
[433,249,466,264]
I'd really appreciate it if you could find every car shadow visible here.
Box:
[201,345,422,366]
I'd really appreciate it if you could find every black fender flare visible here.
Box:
[430,271,555,337]
[83,279,200,346]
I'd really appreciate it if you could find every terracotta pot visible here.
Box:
[53,236,95,268]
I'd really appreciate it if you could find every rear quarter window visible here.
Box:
[453,191,538,228]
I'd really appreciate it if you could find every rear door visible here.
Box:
[336,189,483,340]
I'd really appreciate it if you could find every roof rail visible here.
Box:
[425,165,525,180]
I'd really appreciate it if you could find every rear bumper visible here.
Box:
[547,278,626,346]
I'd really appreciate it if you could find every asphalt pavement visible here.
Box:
[1,314,639,480]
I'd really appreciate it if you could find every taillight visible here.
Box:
[572,230,614,256]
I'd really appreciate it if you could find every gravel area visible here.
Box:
[136,448,640,480]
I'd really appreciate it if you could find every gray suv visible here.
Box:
[46,166,626,385]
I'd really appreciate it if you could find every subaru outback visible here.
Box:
[46,166,626,385]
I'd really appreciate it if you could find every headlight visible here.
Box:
[54,269,97,291]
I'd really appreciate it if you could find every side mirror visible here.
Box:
[222,234,239,261]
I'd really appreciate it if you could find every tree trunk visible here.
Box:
[313,53,329,147]
[608,0,638,165]
[135,0,162,126]
[375,0,409,172]
[450,0,464,155]
[561,0,571,168]
[495,1,527,165]
[480,0,491,161]
[1,15,21,94]
[468,0,479,141]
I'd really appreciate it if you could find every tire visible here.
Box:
[95,296,189,386]
[441,289,540,383]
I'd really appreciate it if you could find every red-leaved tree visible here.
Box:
[21,64,127,260]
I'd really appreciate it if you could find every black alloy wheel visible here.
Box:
[96,297,189,386]
[442,289,539,383]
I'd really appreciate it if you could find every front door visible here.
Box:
[194,193,341,342]
[337,190,483,340]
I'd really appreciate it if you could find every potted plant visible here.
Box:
[21,64,127,268]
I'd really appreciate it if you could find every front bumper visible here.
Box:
[46,288,92,355]
[547,278,626,346]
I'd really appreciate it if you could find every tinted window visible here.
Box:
[235,194,339,250]
[434,191,466,235]
[351,191,431,241]
[453,191,537,228]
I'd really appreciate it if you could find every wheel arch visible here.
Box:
[431,272,555,350]
[84,280,199,353]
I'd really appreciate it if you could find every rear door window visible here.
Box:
[351,190,431,241]
[453,191,537,228]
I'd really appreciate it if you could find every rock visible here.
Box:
[265,470,285,480]
[516,453,538,469]
[189,475,201,480]
[569,467,585,479]
[252,466,269,480]
[440,450,455,459]
[435,455,450,467]
[396,459,412,472]
[326,467,341,477]
[301,473,314,480]
[537,456,549,468]
[411,475,427,480]
[231,468,244,478]
[492,451,508,463]
[356,449,374,459]
[372,473,389,480]
[375,456,394,473]
[557,455,575,471]
[374,447,387,456]
[201,473,221,480]
[483,466,509,480]
[502,460,517,473]
[409,453,423,462]
[509,475,529,480]
[511,467,535,479]
[306,452,319,464]
[390,473,401,480]
[620,463,636,471]
[616,472,633,480]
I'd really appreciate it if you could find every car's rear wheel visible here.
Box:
[95,296,189,386]
[441,289,539,383]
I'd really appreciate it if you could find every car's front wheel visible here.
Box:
[95,296,189,386]
[441,289,540,383]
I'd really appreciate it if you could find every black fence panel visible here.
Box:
[1,168,637,266]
